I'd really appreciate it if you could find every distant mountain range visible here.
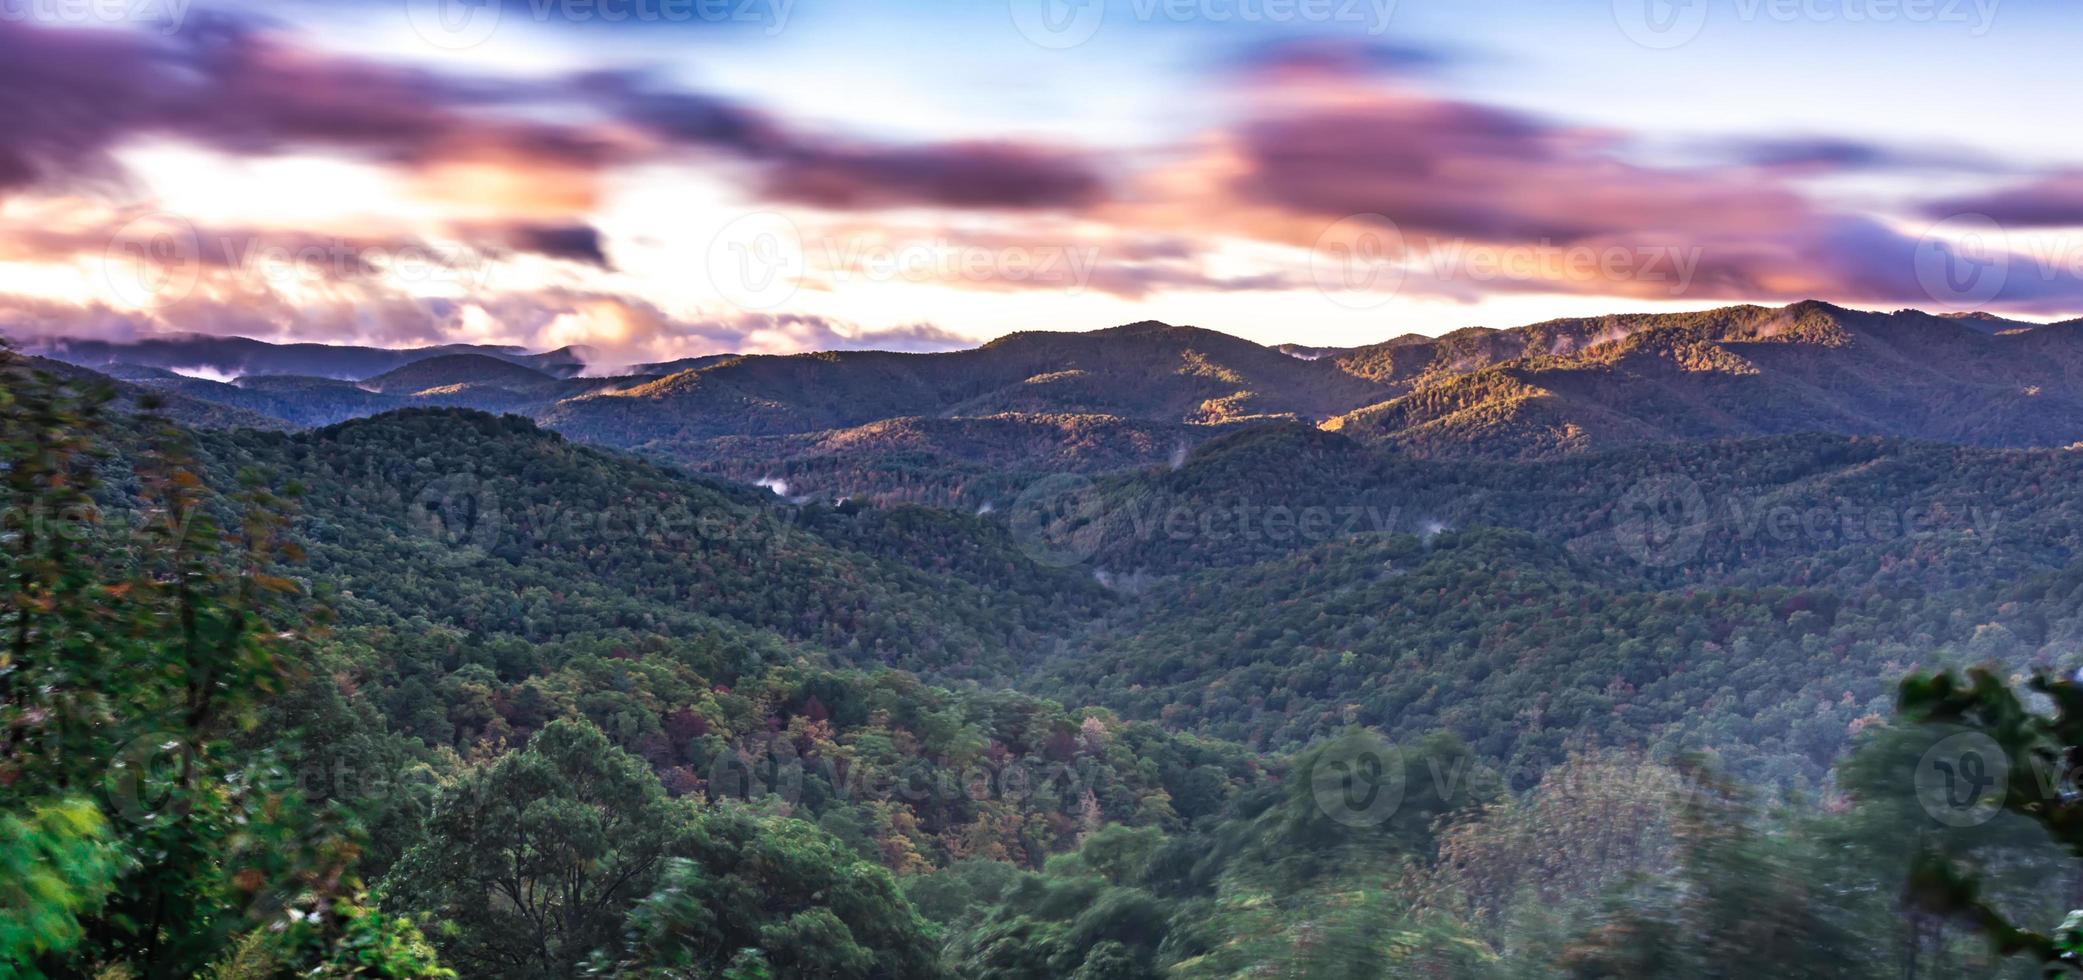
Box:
[19,301,2083,501]
[26,334,589,380]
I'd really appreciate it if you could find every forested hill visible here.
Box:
[177,404,2083,793]
[1322,301,2083,458]
[12,328,2083,977]
[1013,421,2083,590]
[38,302,2083,507]
[199,409,1109,679]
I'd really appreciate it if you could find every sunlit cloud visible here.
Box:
[4,7,2083,357]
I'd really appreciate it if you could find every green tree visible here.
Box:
[389,718,684,978]
[1,351,445,978]
[612,808,943,979]
[1899,667,2083,973]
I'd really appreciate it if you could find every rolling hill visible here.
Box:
[1323,302,2083,458]
[361,353,561,395]
[28,334,588,380]
[26,301,2083,508]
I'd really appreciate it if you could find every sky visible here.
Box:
[3,0,2082,366]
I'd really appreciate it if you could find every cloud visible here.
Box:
[9,8,2082,336]
[1699,136,2001,174]
[1924,171,2083,228]
[0,296,159,344]
[496,223,613,267]
[1221,36,1465,80]
[460,291,974,371]
[0,16,616,196]
[1140,59,2083,314]
[585,75,1107,210]
[1227,94,1809,245]
[754,141,1104,211]
[0,18,1104,218]
[0,288,974,370]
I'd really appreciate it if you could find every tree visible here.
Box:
[1,351,445,978]
[1899,667,2083,973]
[389,718,683,978]
[1550,766,1867,980]
[611,808,944,979]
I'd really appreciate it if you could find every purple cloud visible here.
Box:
[1925,172,2083,228]
[0,19,1105,214]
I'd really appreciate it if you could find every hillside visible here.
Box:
[203,409,1109,678]
[160,398,2083,784]
[22,354,294,431]
[14,345,2082,979]
[39,304,2083,507]
[539,322,1395,446]
[361,353,560,395]
[29,334,587,380]
[1325,302,2083,458]
[654,412,1211,508]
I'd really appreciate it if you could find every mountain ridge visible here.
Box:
[25,300,2083,499]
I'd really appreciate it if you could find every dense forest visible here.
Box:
[9,324,2083,978]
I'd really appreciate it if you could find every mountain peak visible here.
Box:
[1092,320,1187,335]
[1783,298,1853,317]
[363,353,557,395]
